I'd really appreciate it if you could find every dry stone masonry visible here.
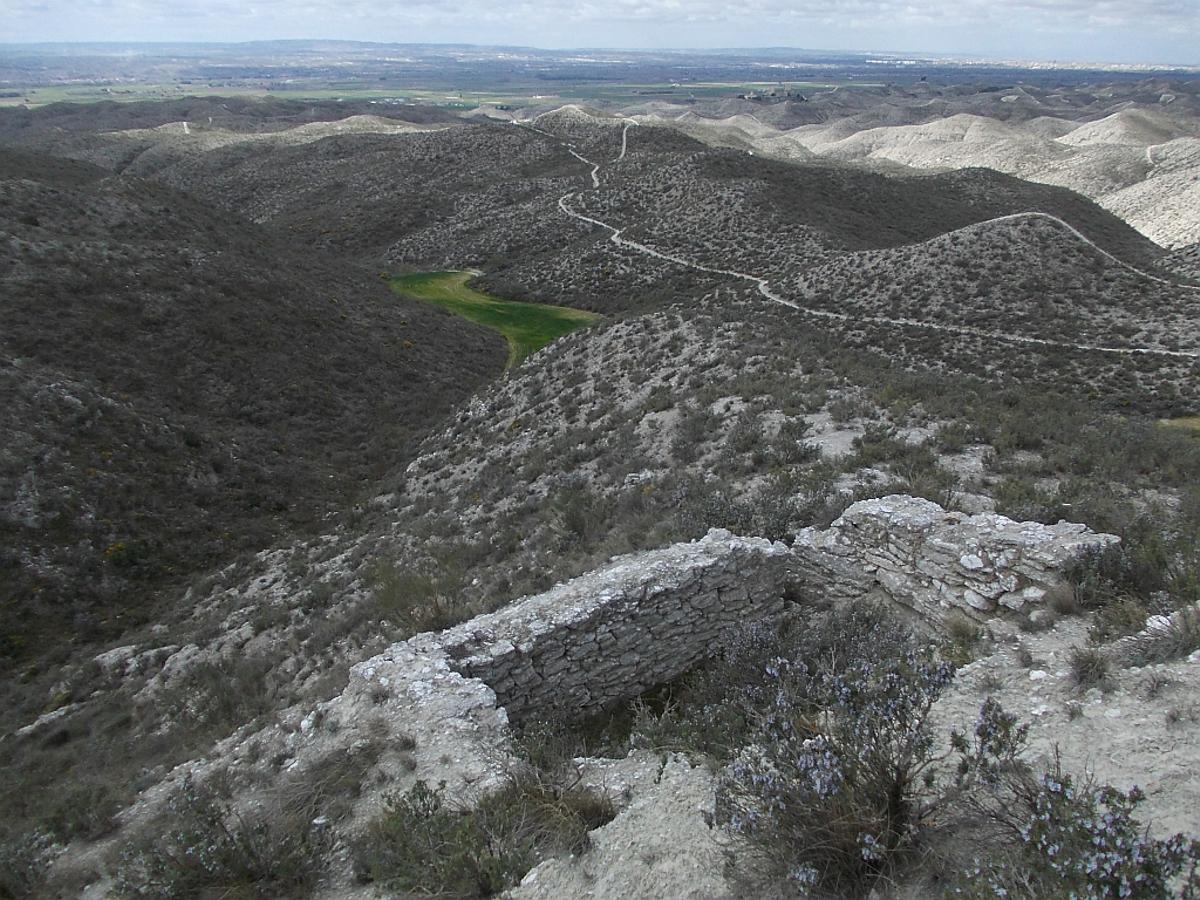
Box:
[349,498,1116,746]
[356,528,793,723]
[793,495,1119,624]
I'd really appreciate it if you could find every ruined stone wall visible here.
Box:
[430,528,792,720]
[353,499,1116,734]
[122,496,1125,862]
[793,495,1119,624]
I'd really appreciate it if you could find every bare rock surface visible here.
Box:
[437,528,792,720]
[932,617,1200,840]
[515,618,1200,900]
[105,528,794,869]
[55,492,1193,898]
[511,752,732,900]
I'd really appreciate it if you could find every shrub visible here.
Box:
[671,404,717,463]
[276,740,384,825]
[0,829,52,900]
[671,479,766,541]
[829,396,870,423]
[716,634,956,895]
[768,417,820,466]
[114,777,330,899]
[677,605,1188,899]
[43,776,122,842]
[727,409,763,455]
[1088,596,1150,644]
[354,775,614,898]
[368,555,467,637]
[958,755,1200,898]
[513,711,636,772]
[156,657,278,739]
[631,604,918,763]
[943,612,983,665]
[848,423,911,468]
[552,485,614,548]
[1124,606,1200,666]
[1067,543,1155,610]
[990,475,1064,525]
[936,420,983,453]
[1068,647,1112,690]
[1067,510,1198,613]
[1044,582,1080,616]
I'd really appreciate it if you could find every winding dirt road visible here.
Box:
[532,116,1199,360]
[615,120,635,161]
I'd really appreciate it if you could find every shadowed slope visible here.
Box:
[0,149,505,666]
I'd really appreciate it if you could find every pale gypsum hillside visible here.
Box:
[627,80,1200,248]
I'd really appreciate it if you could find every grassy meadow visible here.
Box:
[390,271,601,367]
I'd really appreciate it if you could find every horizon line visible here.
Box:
[0,39,1196,71]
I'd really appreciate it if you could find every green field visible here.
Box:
[390,271,601,368]
[0,79,871,110]
[1160,416,1200,432]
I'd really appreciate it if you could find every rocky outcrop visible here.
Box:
[359,528,793,723]
[513,751,730,900]
[793,495,1119,624]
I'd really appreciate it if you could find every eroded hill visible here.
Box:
[0,148,505,669]
[1,89,1199,898]
[630,81,1200,248]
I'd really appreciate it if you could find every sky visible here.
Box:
[2,0,1198,66]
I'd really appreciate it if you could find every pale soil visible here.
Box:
[507,613,1200,900]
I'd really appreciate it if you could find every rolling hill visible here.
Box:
[634,92,1200,248]
[0,148,504,669]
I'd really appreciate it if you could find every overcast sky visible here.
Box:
[3,0,1197,65]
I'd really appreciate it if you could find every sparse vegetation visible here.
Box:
[1124,606,1200,666]
[353,775,614,897]
[716,635,956,894]
[619,604,1200,898]
[952,753,1200,898]
[367,550,474,637]
[4,81,1200,900]
[114,777,331,899]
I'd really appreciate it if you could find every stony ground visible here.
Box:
[509,612,1200,900]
